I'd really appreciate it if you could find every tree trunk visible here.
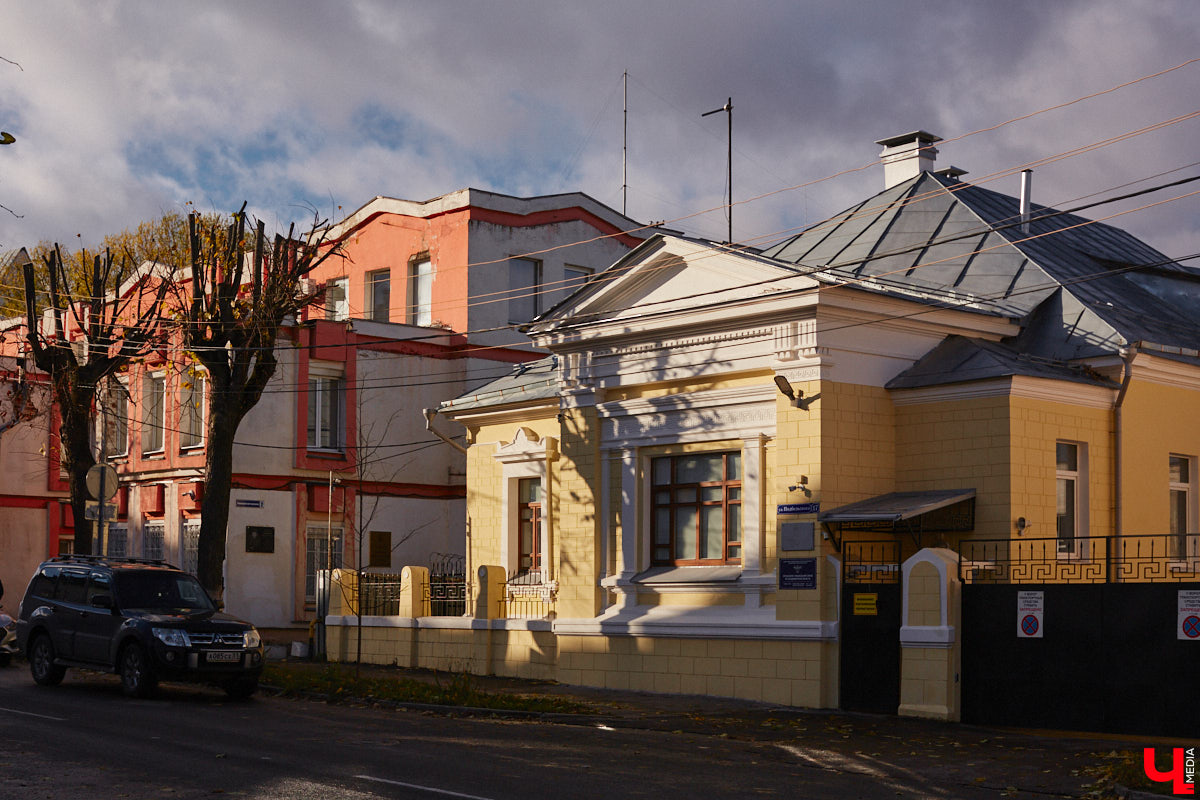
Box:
[196,389,240,608]
[59,390,96,555]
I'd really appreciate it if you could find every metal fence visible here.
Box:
[501,568,556,620]
[427,553,467,616]
[959,534,1200,584]
[358,572,406,615]
[842,539,901,584]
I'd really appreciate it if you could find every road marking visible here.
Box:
[0,705,66,721]
[355,775,497,800]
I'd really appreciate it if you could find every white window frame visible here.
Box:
[307,371,345,452]
[326,276,349,321]
[179,371,206,450]
[408,256,433,326]
[99,380,129,459]
[493,428,553,585]
[305,525,344,601]
[366,268,390,322]
[1169,454,1198,561]
[142,372,166,454]
[1056,441,1088,557]
[508,257,543,324]
[562,264,593,300]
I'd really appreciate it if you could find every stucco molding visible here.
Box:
[597,384,776,448]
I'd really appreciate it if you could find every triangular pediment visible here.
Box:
[530,234,815,333]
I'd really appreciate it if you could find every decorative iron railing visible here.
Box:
[959,534,1200,584]
[842,540,901,584]
[357,572,405,615]
[427,553,467,616]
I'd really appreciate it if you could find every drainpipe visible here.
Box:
[424,408,468,455]
[1111,344,1138,582]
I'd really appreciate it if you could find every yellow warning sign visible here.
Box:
[852,592,878,616]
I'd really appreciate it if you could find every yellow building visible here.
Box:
[329,132,1200,736]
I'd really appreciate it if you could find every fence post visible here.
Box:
[898,548,961,722]
[399,566,430,617]
[328,568,359,616]
[475,565,506,620]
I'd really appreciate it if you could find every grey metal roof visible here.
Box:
[886,335,1119,391]
[818,489,976,523]
[439,356,558,413]
[760,172,1200,357]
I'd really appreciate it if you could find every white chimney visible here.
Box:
[1019,169,1033,235]
[876,130,941,190]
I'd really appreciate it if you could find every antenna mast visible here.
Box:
[622,71,628,217]
[702,97,733,243]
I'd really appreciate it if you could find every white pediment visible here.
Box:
[532,235,816,330]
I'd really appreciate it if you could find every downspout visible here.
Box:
[1111,343,1138,583]
[424,408,468,455]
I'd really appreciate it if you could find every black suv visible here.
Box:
[15,556,264,698]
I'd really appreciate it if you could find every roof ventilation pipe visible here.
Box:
[1019,169,1033,236]
[875,130,941,190]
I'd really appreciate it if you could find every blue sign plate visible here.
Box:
[777,502,819,515]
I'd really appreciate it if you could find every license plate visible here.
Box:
[205,651,241,663]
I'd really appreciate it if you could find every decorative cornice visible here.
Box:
[890,376,1117,409]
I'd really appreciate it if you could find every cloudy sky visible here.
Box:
[1,1,1198,260]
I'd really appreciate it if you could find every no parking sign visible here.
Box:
[1178,590,1200,641]
[1017,590,1044,638]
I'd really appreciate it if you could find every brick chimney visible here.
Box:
[875,130,941,189]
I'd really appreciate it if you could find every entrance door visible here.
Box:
[839,541,902,713]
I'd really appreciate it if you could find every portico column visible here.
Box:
[741,434,764,576]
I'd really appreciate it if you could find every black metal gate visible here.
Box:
[960,536,1200,737]
[840,540,902,714]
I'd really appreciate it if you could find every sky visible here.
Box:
[1,1,1198,262]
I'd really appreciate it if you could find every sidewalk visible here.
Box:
[277,662,1164,799]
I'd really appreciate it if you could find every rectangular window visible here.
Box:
[179,372,206,449]
[305,527,344,601]
[143,522,165,561]
[307,377,344,451]
[106,525,128,558]
[142,374,165,453]
[651,452,742,565]
[1170,455,1196,560]
[366,269,390,322]
[103,384,129,458]
[508,257,542,323]
[368,531,391,568]
[408,256,433,326]
[562,264,593,299]
[325,276,349,321]
[182,519,200,576]
[517,478,542,577]
[1056,442,1082,555]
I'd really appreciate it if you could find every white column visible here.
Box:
[618,448,639,577]
[741,435,764,577]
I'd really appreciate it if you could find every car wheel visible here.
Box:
[119,643,157,698]
[29,635,66,686]
[223,677,258,699]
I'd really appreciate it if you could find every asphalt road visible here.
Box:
[0,664,1105,800]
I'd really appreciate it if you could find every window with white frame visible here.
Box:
[1056,441,1087,555]
[305,526,344,601]
[508,257,542,323]
[1170,454,1197,560]
[517,478,542,577]
[408,255,433,326]
[325,276,349,321]
[101,381,129,458]
[366,268,390,322]
[562,264,593,300]
[179,372,206,449]
[142,521,165,561]
[142,373,165,453]
[307,375,345,451]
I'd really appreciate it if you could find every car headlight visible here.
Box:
[243,628,261,649]
[152,628,192,647]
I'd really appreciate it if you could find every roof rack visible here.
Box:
[46,554,181,570]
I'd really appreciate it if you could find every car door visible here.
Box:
[50,568,89,660]
[74,571,121,665]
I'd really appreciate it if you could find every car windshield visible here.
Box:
[115,572,215,612]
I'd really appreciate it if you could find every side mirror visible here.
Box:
[90,594,114,610]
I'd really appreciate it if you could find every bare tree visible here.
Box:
[22,246,168,554]
[182,207,340,605]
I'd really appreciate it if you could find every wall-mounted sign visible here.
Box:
[236,499,264,509]
[245,526,275,553]
[779,522,815,552]
[1178,590,1200,641]
[778,502,820,515]
[1017,590,1044,638]
[852,592,878,616]
[779,558,817,590]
